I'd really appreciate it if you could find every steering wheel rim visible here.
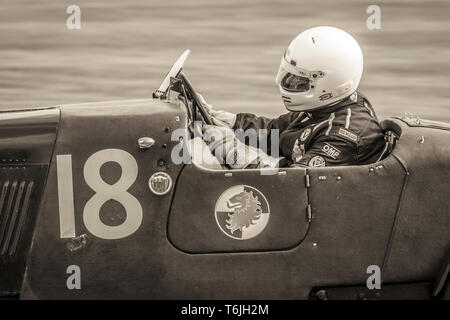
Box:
[178,72,213,126]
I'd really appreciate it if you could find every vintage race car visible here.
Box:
[0,51,449,299]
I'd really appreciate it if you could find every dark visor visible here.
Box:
[281,73,310,92]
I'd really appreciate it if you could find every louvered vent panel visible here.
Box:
[0,179,34,257]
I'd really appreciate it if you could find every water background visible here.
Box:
[1,0,449,121]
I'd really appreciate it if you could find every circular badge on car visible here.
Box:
[214,185,270,240]
[148,172,172,195]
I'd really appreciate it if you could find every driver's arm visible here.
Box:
[198,93,297,133]
[233,112,296,132]
[198,94,298,156]
[231,112,298,156]
[203,125,283,170]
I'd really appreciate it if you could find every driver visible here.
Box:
[201,26,385,169]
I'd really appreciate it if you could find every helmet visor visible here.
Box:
[280,73,310,92]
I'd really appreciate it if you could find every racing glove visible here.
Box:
[197,94,237,128]
[202,124,281,169]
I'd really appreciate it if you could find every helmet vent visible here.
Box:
[311,37,315,44]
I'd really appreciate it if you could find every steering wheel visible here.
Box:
[177,72,213,127]
[153,51,212,128]
[152,51,212,128]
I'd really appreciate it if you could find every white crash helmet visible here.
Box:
[275,26,363,112]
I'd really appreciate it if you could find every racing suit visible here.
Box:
[232,92,385,168]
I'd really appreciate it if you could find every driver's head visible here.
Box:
[275,26,363,112]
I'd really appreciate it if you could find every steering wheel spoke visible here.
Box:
[178,72,213,126]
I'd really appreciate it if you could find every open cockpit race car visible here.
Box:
[0,50,449,300]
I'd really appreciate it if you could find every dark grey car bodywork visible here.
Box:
[0,100,449,299]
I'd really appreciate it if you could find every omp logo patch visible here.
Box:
[322,143,341,160]
[338,128,358,142]
[215,185,270,240]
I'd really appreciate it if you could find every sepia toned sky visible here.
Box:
[1,0,449,121]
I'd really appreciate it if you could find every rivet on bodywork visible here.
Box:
[225,172,232,177]
[318,176,327,181]
[175,116,180,122]
[277,171,286,176]
[138,137,155,150]
[369,167,374,173]
[336,176,342,181]
[313,242,318,247]
[419,136,425,144]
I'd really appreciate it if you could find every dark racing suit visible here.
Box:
[233,92,385,167]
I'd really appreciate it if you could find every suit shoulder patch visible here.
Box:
[308,155,326,167]
[333,127,360,143]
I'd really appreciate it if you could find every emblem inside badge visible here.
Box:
[148,172,172,195]
[214,185,270,240]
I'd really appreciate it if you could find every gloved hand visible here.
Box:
[197,94,237,128]
[202,125,281,169]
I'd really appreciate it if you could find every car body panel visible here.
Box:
[381,119,450,283]
[0,108,59,165]
[306,155,406,286]
[20,99,187,299]
[0,98,448,299]
[0,107,59,296]
[169,166,309,253]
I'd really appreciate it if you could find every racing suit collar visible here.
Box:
[307,92,358,121]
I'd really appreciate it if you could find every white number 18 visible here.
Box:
[56,149,143,240]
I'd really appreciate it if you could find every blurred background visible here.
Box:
[1,0,449,121]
